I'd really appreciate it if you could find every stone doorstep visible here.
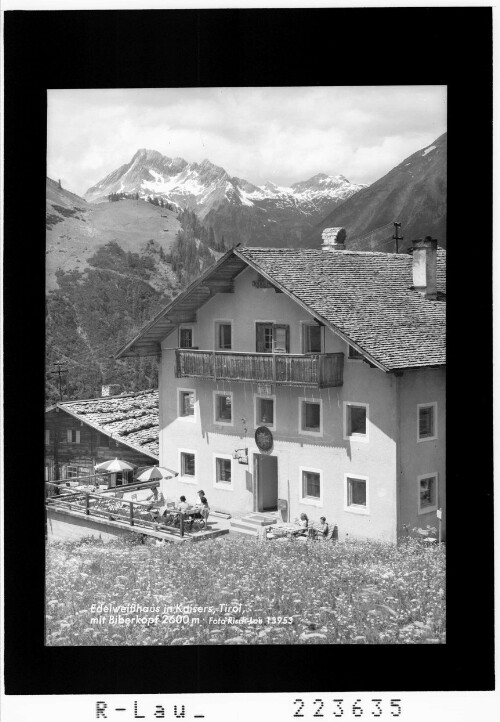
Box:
[237,513,279,527]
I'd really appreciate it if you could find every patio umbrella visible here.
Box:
[94,458,135,473]
[136,465,178,481]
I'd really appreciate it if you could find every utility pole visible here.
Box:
[50,362,68,401]
[392,222,403,253]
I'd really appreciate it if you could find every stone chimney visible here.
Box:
[412,236,437,300]
[321,227,347,251]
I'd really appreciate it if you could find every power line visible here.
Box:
[349,221,394,248]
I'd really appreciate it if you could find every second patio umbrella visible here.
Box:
[136,465,178,481]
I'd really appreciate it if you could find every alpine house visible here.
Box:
[116,229,446,542]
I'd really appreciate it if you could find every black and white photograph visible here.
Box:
[44,85,448,647]
[3,5,494,713]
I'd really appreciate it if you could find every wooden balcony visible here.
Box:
[175,349,344,387]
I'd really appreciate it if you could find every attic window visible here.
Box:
[348,344,363,360]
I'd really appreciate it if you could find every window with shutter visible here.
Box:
[216,323,232,350]
[256,323,289,352]
[303,324,322,353]
[256,322,272,352]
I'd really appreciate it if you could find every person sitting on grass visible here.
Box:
[309,516,329,540]
[291,513,308,537]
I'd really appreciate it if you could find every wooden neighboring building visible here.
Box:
[45,389,159,485]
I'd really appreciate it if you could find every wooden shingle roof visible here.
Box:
[116,246,446,372]
[56,389,159,459]
[238,247,446,370]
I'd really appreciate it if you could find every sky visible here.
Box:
[48,86,446,196]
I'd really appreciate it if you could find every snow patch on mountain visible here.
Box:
[422,145,436,156]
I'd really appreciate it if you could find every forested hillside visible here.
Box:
[46,207,220,404]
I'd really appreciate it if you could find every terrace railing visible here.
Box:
[175,349,344,387]
[45,483,187,537]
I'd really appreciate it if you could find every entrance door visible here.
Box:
[254,454,278,512]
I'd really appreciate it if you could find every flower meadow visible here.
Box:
[45,535,445,645]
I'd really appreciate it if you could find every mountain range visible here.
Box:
[85,150,366,247]
[307,132,447,251]
[46,133,446,402]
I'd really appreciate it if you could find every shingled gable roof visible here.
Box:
[238,247,446,371]
[46,390,159,460]
[116,247,445,371]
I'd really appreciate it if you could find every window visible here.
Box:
[344,402,369,442]
[348,344,364,360]
[303,471,320,498]
[299,466,323,506]
[255,396,275,428]
[67,429,81,443]
[418,403,437,442]
[216,322,232,350]
[214,455,233,488]
[214,392,233,424]
[302,323,323,353]
[345,474,369,514]
[179,327,193,349]
[45,429,50,445]
[256,323,289,353]
[299,398,322,435]
[66,466,91,481]
[178,389,195,418]
[180,451,196,479]
[418,473,438,514]
[115,470,133,487]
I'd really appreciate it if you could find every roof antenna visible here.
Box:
[392,222,403,254]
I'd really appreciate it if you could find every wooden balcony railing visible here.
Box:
[175,349,344,387]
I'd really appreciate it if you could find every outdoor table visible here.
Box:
[269,522,308,539]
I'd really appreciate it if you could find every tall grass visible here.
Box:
[45,535,445,645]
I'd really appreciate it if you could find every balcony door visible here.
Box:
[254,453,278,512]
[256,323,289,353]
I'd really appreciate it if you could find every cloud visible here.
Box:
[47,86,446,195]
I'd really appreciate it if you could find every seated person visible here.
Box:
[291,513,308,536]
[151,486,165,507]
[191,490,209,518]
[310,516,329,539]
[178,495,190,513]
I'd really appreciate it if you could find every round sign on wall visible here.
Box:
[255,426,273,452]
